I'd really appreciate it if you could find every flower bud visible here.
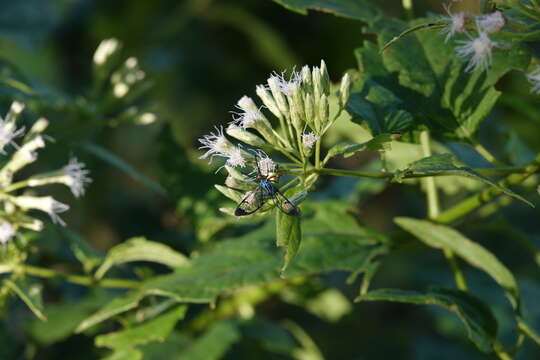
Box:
[267,75,289,116]
[303,93,315,129]
[5,101,25,124]
[317,94,329,132]
[226,125,267,148]
[93,38,121,65]
[301,65,312,90]
[312,67,322,107]
[319,60,331,96]
[339,73,351,108]
[256,85,282,120]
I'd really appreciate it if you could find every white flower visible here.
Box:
[455,31,497,72]
[526,66,540,94]
[93,38,120,65]
[225,147,246,168]
[0,119,25,154]
[198,126,231,162]
[477,11,505,33]
[62,157,92,198]
[441,4,466,42]
[269,70,302,97]
[257,155,276,176]
[12,196,70,226]
[231,107,264,129]
[0,221,15,244]
[302,132,319,148]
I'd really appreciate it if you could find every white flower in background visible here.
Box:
[62,157,92,198]
[455,31,497,72]
[0,221,15,244]
[198,126,232,162]
[477,11,505,33]
[302,132,319,148]
[93,38,120,65]
[225,147,246,168]
[441,4,466,42]
[526,66,540,94]
[12,196,70,226]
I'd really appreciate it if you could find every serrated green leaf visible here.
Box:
[323,133,392,163]
[95,305,186,350]
[271,0,380,21]
[357,287,497,352]
[81,142,166,195]
[395,217,520,309]
[351,17,531,141]
[95,237,190,280]
[276,210,302,273]
[5,279,46,321]
[393,154,533,207]
[180,321,240,360]
[77,208,388,331]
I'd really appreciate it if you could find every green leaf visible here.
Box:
[95,305,186,350]
[5,279,46,321]
[95,237,190,280]
[393,154,533,207]
[77,207,388,331]
[28,291,109,344]
[103,348,143,360]
[214,184,245,203]
[81,142,166,195]
[357,287,497,352]
[179,321,240,360]
[276,210,302,273]
[351,17,531,141]
[323,133,393,163]
[271,0,380,21]
[395,217,520,309]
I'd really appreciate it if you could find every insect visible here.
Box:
[234,155,300,217]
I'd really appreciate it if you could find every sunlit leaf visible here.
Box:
[276,209,302,273]
[95,237,190,280]
[271,0,380,21]
[395,217,520,309]
[95,305,186,349]
[393,154,533,207]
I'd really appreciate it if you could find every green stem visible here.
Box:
[1,264,140,289]
[437,153,540,224]
[315,138,321,169]
[474,143,507,167]
[420,130,467,291]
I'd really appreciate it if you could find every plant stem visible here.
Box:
[0,264,140,289]
[315,138,321,169]
[474,143,506,166]
[420,131,468,291]
[437,153,540,224]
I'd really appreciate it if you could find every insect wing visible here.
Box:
[234,186,268,216]
[272,187,300,216]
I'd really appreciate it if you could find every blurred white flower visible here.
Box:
[257,155,276,176]
[231,106,265,129]
[456,31,497,72]
[0,221,15,244]
[62,157,92,198]
[269,70,302,97]
[526,66,540,94]
[477,11,505,33]
[93,38,120,65]
[13,196,70,226]
[441,4,466,42]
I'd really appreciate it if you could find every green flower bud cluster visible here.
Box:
[198,61,352,216]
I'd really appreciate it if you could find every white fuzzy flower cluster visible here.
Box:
[198,61,351,214]
[0,102,92,243]
[442,4,506,72]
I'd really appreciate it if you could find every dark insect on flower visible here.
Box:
[234,154,300,217]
